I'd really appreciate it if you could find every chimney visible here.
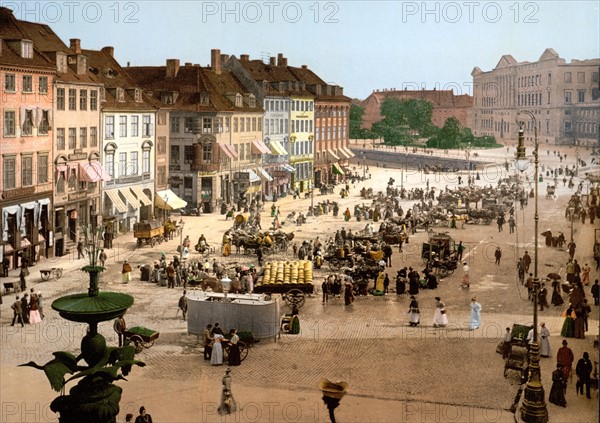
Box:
[101,46,114,57]
[166,59,180,78]
[220,54,229,65]
[281,57,288,67]
[277,53,284,66]
[211,49,221,74]
[240,54,249,61]
[185,62,192,67]
[269,57,276,66]
[301,65,307,69]
[70,38,81,54]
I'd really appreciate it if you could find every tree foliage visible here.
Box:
[349,104,377,139]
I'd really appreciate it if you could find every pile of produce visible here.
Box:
[254,260,313,294]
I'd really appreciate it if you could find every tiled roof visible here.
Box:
[0,7,55,70]
[236,58,314,97]
[362,90,472,108]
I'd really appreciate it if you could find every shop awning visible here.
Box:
[218,143,238,159]
[255,166,273,182]
[328,150,340,161]
[252,140,271,155]
[269,140,288,155]
[242,169,261,183]
[130,186,152,206]
[105,189,128,213]
[155,189,188,210]
[79,161,111,182]
[341,146,355,158]
[337,148,351,159]
[281,164,295,173]
[332,163,344,175]
[120,187,142,208]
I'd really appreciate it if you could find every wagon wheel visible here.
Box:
[238,341,249,362]
[136,239,143,248]
[150,238,156,247]
[328,258,342,271]
[55,268,63,279]
[438,266,450,278]
[130,335,144,353]
[157,236,163,245]
[144,339,155,348]
[283,289,306,309]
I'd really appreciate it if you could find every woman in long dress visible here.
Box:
[540,323,551,357]
[211,333,225,365]
[408,296,420,326]
[551,280,564,306]
[433,297,448,327]
[573,307,585,339]
[469,297,481,330]
[122,260,132,283]
[28,292,42,324]
[227,330,241,366]
[548,364,567,407]
[560,305,575,337]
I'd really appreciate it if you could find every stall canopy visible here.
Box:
[332,163,344,175]
[155,189,188,210]
[79,161,111,182]
[255,166,273,182]
[242,169,261,183]
[130,186,152,206]
[281,164,295,173]
[269,140,288,155]
[251,140,271,155]
[105,189,128,213]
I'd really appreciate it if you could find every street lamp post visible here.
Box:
[515,112,548,423]
[179,221,185,261]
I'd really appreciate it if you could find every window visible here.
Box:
[4,74,15,92]
[233,118,238,132]
[22,75,32,93]
[105,116,115,138]
[105,154,114,177]
[202,143,212,161]
[246,118,251,132]
[3,157,16,189]
[170,146,180,164]
[157,112,166,126]
[215,118,223,133]
[39,110,49,134]
[57,88,65,110]
[309,102,313,111]
[577,72,585,83]
[142,150,150,174]
[593,72,599,83]
[90,90,98,110]
[80,128,87,148]
[57,128,65,149]
[21,41,33,58]
[77,89,87,111]
[116,88,125,102]
[184,146,195,164]
[135,89,142,102]
[142,115,151,137]
[578,90,585,103]
[3,111,16,136]
[22,110,33,136]
[158,165,166,186]
[68,168,77,190]
[564,72,572,83]
[564,91,572,104]
[68,89,76,110]
[90,127,98,147]
[37,155,48,184]
[130,151,138,174]
[564,121,572,133]
[203,118,212,134]
[240,117,245,132]
[22,156,33,186]
[119,152,127,176]
[157,136,166,154]
[130,116,139,137]
[68,128,76,149]
[56,170,65,193]
[37,76,48,94]
[184,117,194,133]
[170,117,180,133]
[119,116,127,137]
[225,117,231,132]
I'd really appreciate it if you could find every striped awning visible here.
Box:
[341,146,355,158]
[155,189,187,210]
[269,140,288,155]
[218,143,238,159]
[130,186,152,206]
[328,150,340,161]
[255,166,273,182]
[79,161,111,182]
[252,140,271,155]
[332,163,344,175]
[281,164,295,173]
[337,148,351,159]
[243,169,261,183]
[120,187,141,208]
[105,189,128,213]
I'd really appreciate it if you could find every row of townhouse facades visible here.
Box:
[0,8,352,269]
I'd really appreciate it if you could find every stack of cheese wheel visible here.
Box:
[297,260,305,284]
[304,260,313,283]
[276,261,284,283]
[263,262,271,284]
[290,261,299,284]
[283,261,291,284]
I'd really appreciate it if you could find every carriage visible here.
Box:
[502,323,533,379]
[124,326,160,353]
[133,220,165,248]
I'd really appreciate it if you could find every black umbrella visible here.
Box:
[547,273,561,280]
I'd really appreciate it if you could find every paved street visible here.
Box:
[1,145,598,422]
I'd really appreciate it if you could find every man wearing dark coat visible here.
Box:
[21,294,29,324]
[575,352,593,399]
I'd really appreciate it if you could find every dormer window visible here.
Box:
[135,89,142,102]
[279,82,285,92]
[21,40,33,59]
[200,93,209,105]
[245,94,256,108]
[235,93,243,107]
[99,87,106,102]
[117,88,125,102]
[263,81,269,92]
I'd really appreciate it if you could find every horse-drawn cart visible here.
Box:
[124,326,160,353]
[134,220,165,248]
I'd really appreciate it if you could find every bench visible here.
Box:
[3,282,19,295]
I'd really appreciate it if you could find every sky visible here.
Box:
[3,1,599,99]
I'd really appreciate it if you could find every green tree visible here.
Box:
[440,117,462,148]
[349,104,376,139]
